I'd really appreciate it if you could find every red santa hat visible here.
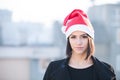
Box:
[62,9,94,39]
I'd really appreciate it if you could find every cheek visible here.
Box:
[69,40,75,48]
[85,40,88,45]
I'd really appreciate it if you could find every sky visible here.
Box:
[0,0,119,26]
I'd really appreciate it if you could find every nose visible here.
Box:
[76,38,82,45]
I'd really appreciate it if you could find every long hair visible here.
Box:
[66,36,95,60]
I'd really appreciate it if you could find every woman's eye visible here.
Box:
[82,35,88,38]
[70,36,76,38]
[81,34,88,38]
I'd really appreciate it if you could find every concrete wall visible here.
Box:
[0,46,61,80]
[0,59,30,80]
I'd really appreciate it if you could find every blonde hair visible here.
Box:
[87,37,95,59]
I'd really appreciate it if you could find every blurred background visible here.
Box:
[0,0,120,80]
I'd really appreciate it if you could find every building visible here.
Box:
[0,9,12,45]
[0,9,63,80]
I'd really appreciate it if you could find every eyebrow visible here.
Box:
[70,33,88,36]
[81,34,88,36]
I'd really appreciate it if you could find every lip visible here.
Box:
[75,47,84,49]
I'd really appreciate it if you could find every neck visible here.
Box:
[71,51,87,61]
[69,52,93,69]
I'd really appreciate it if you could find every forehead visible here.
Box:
[70,30,86,35]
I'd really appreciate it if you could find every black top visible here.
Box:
[43,57,116,80]
[67,64,94,80]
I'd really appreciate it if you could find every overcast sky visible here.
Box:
[0,0,119,25]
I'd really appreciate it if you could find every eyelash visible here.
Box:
[70,34,88,39]
[70,36,76,38]
[82,35,88,38]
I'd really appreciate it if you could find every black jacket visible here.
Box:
[43,56,116,80]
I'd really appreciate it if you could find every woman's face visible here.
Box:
[69,31,89,55]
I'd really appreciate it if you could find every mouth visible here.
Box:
[75,47,84,49]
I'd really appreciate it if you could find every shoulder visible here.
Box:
[46,58,66,71]
[92,57,116,75]
[93,57,114,70]
[48,58,66,68]
[43,58,67,80]
[51,58,66,64]
[101,61,112,68]
[101,61,115,73]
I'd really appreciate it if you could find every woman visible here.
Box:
[43,9,116,80]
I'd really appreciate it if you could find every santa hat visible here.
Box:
[62,9,94,39]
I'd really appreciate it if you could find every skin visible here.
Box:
[68,31,93,69]
[69,31,88,55]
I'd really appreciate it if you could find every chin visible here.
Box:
[73,49,87,55]
[74,51,84,55]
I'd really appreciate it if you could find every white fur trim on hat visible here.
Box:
[65,24,94,39]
